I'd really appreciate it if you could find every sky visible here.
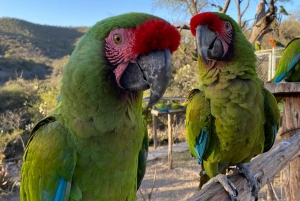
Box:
[0,0,299,27]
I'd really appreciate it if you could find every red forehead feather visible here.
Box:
[133,19,181,55]
[190,12,223,36]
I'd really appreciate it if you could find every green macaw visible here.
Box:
[186,12,280,200]
[20,12,180,201]
[272,37,300,83]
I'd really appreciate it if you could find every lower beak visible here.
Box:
[119,49,172,109]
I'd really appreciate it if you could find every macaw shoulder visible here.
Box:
[21,117,78,200]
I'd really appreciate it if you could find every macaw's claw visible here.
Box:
[203,174,238,201]
[230,163,258,201]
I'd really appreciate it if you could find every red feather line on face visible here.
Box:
[133,19,181,55]
[190,12,223,36]
[105,28,136,65]
[105,28,137,86]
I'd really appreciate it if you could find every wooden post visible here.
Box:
[168,113,173,170]
[281,95,300,135]
[150,107,186,169]
[266,182,278,201]
[152,114,158,149]
[265,82,300,201]
[281,95,300,200]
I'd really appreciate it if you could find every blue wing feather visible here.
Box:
[53,177,68,201]
[194,129,209,164]
[274,73,287,83]
[274,53,300,83]
[272,125,278,146]
[186,89,211,167]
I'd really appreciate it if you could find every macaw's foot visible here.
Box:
[203,174,238,201]
[231,163,258,201]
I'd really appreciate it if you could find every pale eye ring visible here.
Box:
[113,34,122,44]
[225,22,231,30]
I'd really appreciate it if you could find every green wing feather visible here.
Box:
[262,88,280,152]
[272,37,300,83]
[20,116,78,201]
[186,89,211,163]
[137,122,149,189]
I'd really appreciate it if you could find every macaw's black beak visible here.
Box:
[196,25,223,65]
[119,49,172,109]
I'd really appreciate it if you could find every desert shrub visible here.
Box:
[0,130,23,153]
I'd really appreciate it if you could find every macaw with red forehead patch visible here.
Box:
[20,12,180,201]
[186,12,279,200]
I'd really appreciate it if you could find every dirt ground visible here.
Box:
[0,149,285,201]
[137,151,285,201]
[0,161,21,201]
[137,151,200,201]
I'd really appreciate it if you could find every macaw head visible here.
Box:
[62,13,180,109]
[190,12,242,69]
[102,13,181,108]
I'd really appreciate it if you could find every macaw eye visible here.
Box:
[113,34,122,44]
[224,22,232,30]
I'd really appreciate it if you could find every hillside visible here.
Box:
[0,17,89,85]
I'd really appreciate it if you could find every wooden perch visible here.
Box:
[187,132,300,201]
[264,82,300,96]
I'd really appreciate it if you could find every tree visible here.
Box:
[153,0,213,19]
[249,0,278,44]
[229,0,293,44]
[233,0,250,28]
[153,0,292,44]
[0,109,25,132]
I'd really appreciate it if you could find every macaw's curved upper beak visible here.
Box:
[196,25,223,65]
[119,49,172,109]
